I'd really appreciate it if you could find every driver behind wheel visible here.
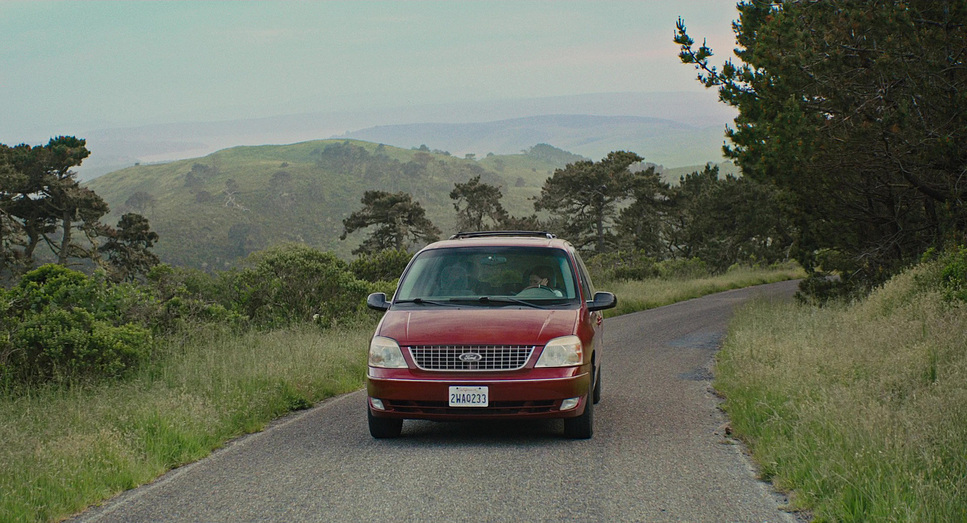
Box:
[524,265,563,296]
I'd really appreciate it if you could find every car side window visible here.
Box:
[572,251,594,301]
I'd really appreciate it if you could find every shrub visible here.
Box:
[145,265,245,331]
[230,244,371,328]
[2,265,153,384]
[586,251,659,282]
[349,249,412,282]
[938,246,967,302]
[10,308,151,383]
[656,258,711,279]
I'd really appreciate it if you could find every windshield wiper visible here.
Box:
[394,298,460,307]
[453,296,548,309]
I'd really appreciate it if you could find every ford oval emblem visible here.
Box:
[458,352,483,362]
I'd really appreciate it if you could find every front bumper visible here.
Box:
[366,365,591,420]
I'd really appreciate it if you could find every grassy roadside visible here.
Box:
[601,263,805,317]
[717,261,967,521]
[0,325,370,522]
[0,265,802,522]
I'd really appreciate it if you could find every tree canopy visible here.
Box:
[676,0,967,289]
[340,190,441,255]
[534,151,644,252]
[449,175,508,232]
[0,137,159,281]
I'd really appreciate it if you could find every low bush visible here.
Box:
[656,257,710,279]
[937,245,967,302]
[228,244,374,328]
[349,249,412,282]
[586,250,659,282]
[1,265,154,385]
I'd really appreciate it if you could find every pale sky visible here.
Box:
[0,1,739,144]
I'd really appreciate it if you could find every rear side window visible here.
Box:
[396,246,579,302]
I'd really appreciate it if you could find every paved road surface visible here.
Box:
[74,281,800,522]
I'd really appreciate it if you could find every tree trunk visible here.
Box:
[58,213,72,265]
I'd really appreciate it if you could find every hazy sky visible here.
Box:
[1,1,739,144]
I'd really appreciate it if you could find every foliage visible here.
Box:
[586,250,659,282]
[676,1,967,293]
[534,151,644,253]
[934,246,967,302]
[0,137,160,283]
[348,249,412,283]
[144,264,244,331]
[614,164,675,258]
[672,165,791,272]
[0,137,105,272]
[99,213,161,282]
[450,175,508,232]
[656,258,710,280]
[1,265,153,384]
[229,244,373,328]
[340,190,441,256]
[524,143,588,166]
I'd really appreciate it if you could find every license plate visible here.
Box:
[449,386,489,407]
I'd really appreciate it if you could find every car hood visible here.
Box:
[377,307,580,346]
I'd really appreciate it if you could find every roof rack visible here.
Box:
[449,231,557,240]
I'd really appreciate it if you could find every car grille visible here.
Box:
[407,345,536,371]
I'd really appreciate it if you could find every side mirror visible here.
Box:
[367,292,390,311]
[588,291,617,312]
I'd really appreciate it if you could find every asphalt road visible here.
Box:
[74,280,800,522]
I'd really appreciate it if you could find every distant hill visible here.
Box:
[86,141,582,268]
[86,139,736,270]
[339,115,728,167]
[75,92,735,181]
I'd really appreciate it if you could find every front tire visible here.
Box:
[368,408,403,438]
[563,395,593,439]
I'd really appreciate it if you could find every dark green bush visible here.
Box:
[586,251,659,282]
[794,271,862,306]
[230,244,372,328]
[1,265,153,384]
[349,249,412,282]
[938,246,967,302]
[145,264,245,331]
[11,308,150,382]
[656,258,711,279]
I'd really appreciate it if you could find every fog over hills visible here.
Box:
[339,114,725,167]
[77,91,736,180]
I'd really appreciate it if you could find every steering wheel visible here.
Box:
[516,285,558,297]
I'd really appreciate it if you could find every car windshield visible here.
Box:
[395,246,579,304]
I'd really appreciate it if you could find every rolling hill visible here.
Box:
[75,92,736,181]
[86,139,735,270]
[86,141,585,268]
[339,114,728,167]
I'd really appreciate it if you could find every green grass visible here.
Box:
[0,325,370,522]
[600,263,805,317]
[716,262,967,521]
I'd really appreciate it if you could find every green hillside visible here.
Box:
[86,140,579,269]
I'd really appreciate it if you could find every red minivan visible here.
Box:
[365,231,616,439]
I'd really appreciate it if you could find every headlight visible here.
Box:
[369,336,407,368]
[535,335,584,367]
